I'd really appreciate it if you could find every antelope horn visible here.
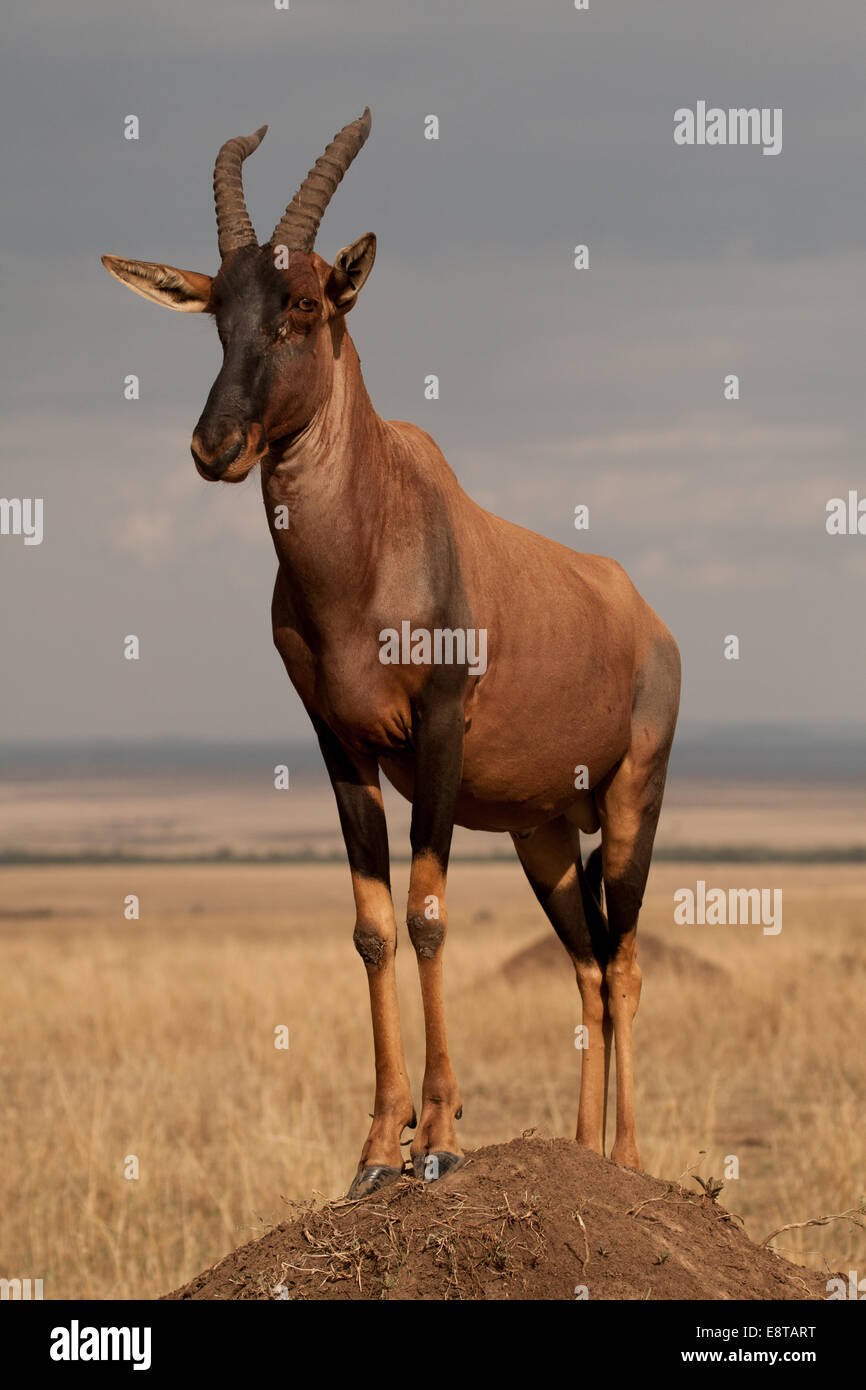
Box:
[271,108,371,253]
[213,125,268,256]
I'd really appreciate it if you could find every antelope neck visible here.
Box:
[260,332,391,610]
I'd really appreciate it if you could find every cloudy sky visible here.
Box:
[2,0,865,742]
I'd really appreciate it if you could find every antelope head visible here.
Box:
[102,110,376,483]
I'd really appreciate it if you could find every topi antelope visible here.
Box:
[103,109,680,1196]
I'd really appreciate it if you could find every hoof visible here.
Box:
[346,1163,404,1199]
[411,1151,465,1183]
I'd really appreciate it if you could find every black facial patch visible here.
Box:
[210,245,288,342]
[195,247,297,449]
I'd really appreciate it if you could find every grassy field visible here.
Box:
[1,855,864,1299]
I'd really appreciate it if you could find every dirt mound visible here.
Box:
[500,931,729,986]
[164,1136,827,1300]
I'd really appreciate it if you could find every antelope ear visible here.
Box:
[327,233,376,311]
[101,255,213,312]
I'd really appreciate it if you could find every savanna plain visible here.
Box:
[1,770,864,1298]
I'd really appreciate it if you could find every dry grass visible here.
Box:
[1,859,864,1299]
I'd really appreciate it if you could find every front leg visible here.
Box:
[406,692,466,1181]
[313,719,416,1198]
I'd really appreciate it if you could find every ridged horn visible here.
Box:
[213,125,268,256]
[270,108,371,253]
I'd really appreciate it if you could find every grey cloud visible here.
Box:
[2,0,865,738]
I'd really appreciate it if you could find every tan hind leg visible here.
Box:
[595,717,676,1169]
[511,817,612,1155]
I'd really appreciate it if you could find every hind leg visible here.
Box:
[596,716,676,1169]
[511,817,612,1155]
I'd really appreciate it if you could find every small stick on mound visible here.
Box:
[761,1204,866,1249]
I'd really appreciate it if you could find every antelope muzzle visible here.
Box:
[190,421,267,483]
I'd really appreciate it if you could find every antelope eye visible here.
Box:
[297,297,317,311]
